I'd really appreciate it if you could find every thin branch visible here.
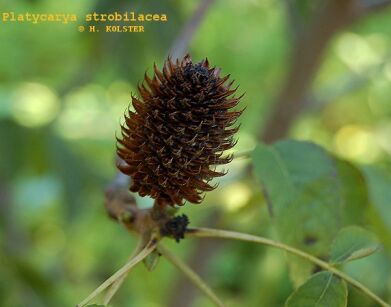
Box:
[186,227,390,307]
[157,244,226,307]
[283,0,306,42]
[77,238,158,307]
[169,0,215,60]
[103,237,146,305]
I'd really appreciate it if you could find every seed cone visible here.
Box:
[117,54,243,206]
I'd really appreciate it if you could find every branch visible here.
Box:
[77,238,158,307]
[103,237,146,305]
[261,0,355,143]
[260,0,391,144]
[283,0,306,42]
[157,244,226,307]
[169,0,215,60]
[186,227,390,307]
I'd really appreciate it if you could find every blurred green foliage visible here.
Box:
[1,0,391,306]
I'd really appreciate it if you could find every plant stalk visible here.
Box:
[103,237,146,305]
[157,243,226,307]
[77,238,158,307]
[186,227,390,307]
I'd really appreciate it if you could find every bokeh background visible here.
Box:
[1,0,391,306]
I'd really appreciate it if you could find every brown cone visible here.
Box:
[117,54,243,206]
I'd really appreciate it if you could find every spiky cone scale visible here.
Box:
[117,54,243,207]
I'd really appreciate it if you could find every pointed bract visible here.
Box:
[117,55,243,207]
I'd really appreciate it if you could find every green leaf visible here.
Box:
[335,160,369,225]
[363,166,391,230]
[361,166,391,251]
[252,140,344,285]
[285,272,348,307]
[330,226,379,264]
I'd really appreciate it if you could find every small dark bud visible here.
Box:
[161,214,190,242]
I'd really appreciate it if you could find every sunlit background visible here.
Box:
[1,0,391,306]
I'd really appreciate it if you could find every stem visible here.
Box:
[169,0,214,60]
[77,238,158,307]
[187,227,390,307]
[103,237,146,305]
[157,244,226,307]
